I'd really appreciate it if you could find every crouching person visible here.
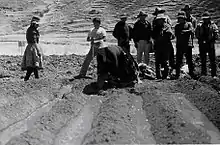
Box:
[21,16,43,81]
[152,14,175,79]
[96,45,141,90]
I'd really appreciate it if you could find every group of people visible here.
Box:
[21,4,219,91]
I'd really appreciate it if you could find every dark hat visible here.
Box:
[120,13,128,19]
[92,17,101,23]
[177,11,186,19]
[31,16,40,24]
[181,4,192,11]
[202,11,211,19]
[155,13,167,20]
[152,7,166,16]
[137,11,148,18]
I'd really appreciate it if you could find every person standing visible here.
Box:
[21,16,43,81]
[152,7,175,73]
[76,17,107,78]
[133,11,152,65]
[152,13,175,79]
[175,11,195,79]
[113,13,132,54]
[195,12,219,78]
[181,4,197,29]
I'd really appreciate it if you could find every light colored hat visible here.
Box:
[137,11,148,18]
[152,7,166,16]
[177,11,186,19]
[155,13,167,20]
[202,11,211,19]
[120,13,128,19]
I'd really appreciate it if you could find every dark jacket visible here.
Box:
[152,23,174,51]
[175,21,194,48]
[97,45,138,83]
[113,21,131,41]
[26,25,40,44]
[195,21,219,44]
[133,19,151,42]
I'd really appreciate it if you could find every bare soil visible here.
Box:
[0,0,220,144]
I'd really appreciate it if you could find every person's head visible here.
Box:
[202,11,211,24]
[137,11,147,21]
[120,13,128,22]
[155,13,166,26]
[177,11,186,23]
[181,4,192,16]
[92,17,101,29]
[30,16,40,28]
[152,7,166,16]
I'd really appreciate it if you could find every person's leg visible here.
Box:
[208,43,217,77]
[175,49,183,78]
[79,45,98,76]
[168,41,175,69]
[143,41,151,65]
[155,51,162,79]
[24,67,33,81]
[199,44,207,76]
[137,40,144,64]
[161,52,169,79]
[186,46,194,77]
[33,68,39,79]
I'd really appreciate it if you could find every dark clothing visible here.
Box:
[24,67,39,81]
[26,26,40,44]
[97,45,138,88]
[153,15,175,69]
[176,47,194,77]
[113,21,132,53]
[199,43,216,76]
[175,21,194,77]
[175,22,194,47]
[195,21,219,76]
[152,23,174,79]
[133,20,151,42]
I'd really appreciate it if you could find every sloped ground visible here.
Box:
[0,54,220,144]
[0,0,220,144]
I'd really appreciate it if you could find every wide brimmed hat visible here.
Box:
[152,7,166,16]
[177,11,186,19]
[120,13,128,19]
[155,13,167,20]
[92,17,101,23]
[202,11,211,19]
[181,4,192,11]
[31,16,40,24]
[137,11,148,18]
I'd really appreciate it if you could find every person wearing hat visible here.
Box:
[152,7,175,73]
[76,17,107,78]
[175,11,195,79]
[152,13,175,79]
[181,4,197,29]
[152,7,172,27]
[95,45,141,90]
[195,11,219,78]
[133,11,152,65]
[113,13,132,53]
[21,16,43,81]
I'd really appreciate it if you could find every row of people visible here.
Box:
[21,6,219,89]
[112,5,219,79]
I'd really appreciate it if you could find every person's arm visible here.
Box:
[211,23,219,42]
